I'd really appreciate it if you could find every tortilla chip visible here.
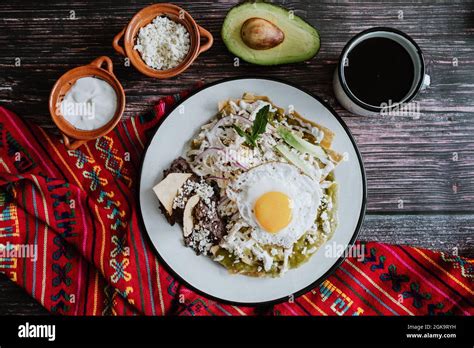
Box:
[153,173,192,215]
[242,92,271,103]
[291,111,335,149]
[183,194,200,237]
[325,148,344,164]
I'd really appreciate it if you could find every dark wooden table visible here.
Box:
[0,0,473,315]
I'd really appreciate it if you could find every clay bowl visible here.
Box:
[49,56,126,150]
[112,3,213,79]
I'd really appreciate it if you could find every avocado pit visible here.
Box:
[240,17,285,50]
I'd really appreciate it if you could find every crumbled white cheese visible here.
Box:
[281,247,293,274]
[321,211,329,221]
[238,100,249,111]
[213,255,224,262]
[320,181,334,189]
[248,101,274,121]
[134,16,190,70]
[219,224,250,260]
[327,199,333,210]
[322,220,331,234]
[251,244,274,272]
[173,179,214,210]
[186,225,213,255]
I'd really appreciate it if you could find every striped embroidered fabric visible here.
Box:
[0,93,472,316]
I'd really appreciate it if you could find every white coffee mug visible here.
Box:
[333,27,430,116]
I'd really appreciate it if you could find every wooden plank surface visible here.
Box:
[0,0,473,314]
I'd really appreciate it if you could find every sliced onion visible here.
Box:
[223,148,249,171]
[206,130,224,148]
[215,115,252,129]
[233,161,248,171]
[207,115,252,147]
[195,147,224,163]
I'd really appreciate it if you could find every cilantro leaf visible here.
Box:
[232,124,257,148]
[232,105,269,148]
[252,105,269,138]
[232,124,246,137]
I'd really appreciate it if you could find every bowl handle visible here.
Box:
[90,56,114,74]
[62,134,87,151]
[112,27,126,56]
[197,25,213,55]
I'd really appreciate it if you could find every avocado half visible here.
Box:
[221,1,320,65]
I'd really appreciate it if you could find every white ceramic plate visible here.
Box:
[139,77,366,305]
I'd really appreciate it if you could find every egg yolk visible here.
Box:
[254,191,293,233]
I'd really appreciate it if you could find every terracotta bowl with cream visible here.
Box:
[49,56,125,150]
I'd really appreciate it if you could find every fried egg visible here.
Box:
[227,162,322,248]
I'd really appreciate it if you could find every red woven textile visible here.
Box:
[0,94,472,316]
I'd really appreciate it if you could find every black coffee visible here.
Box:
[344,37,414,107]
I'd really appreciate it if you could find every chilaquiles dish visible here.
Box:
[153,93,343,277]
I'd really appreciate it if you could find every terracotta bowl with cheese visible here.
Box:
[112,3,213,79]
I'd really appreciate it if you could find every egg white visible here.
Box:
[227,162,322,248]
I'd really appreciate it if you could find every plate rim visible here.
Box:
[137,76,367,306]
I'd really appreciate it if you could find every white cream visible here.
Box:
[60,77,117,131]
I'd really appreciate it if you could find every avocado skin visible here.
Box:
[221,1,321,66]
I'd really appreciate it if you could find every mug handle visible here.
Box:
[197,25,213,55]
[62,134,87,151]
[90,56,114,74]
[112,27,127,57]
